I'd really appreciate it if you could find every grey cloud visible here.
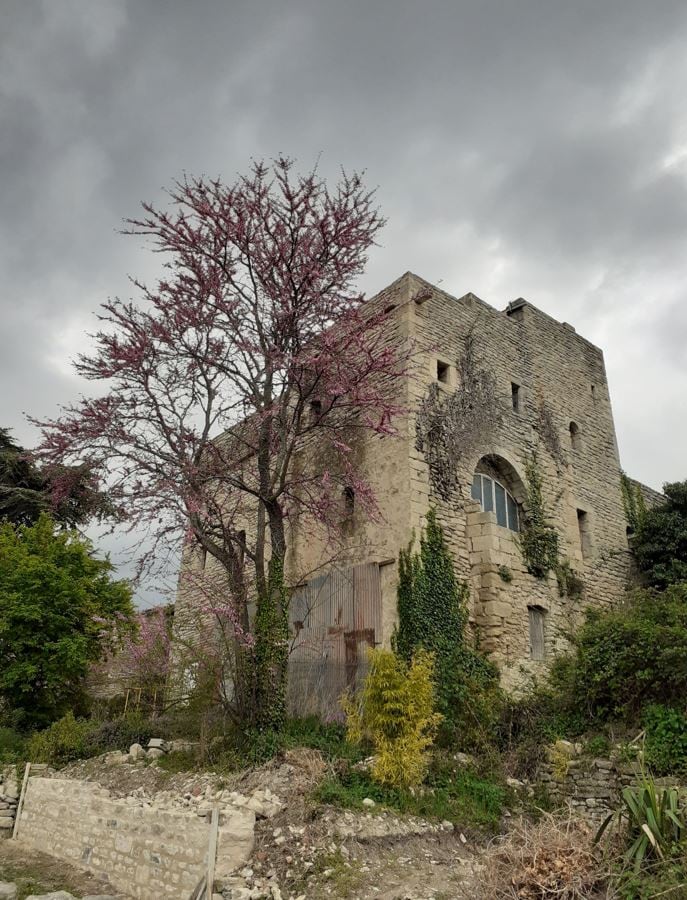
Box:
[1,0,686,599]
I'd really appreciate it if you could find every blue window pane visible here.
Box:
[507,493,519,531]
[495,482,507,527]
[471,474,482,503]
[482,477,494,512]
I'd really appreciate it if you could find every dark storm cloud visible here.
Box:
[2,0,686,600]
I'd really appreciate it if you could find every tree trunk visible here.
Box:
[253,499,289,731]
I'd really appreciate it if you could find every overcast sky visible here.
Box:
[2,1,686,602]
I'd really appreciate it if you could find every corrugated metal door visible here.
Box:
[287,563,381,718]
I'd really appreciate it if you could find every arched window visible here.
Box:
[471,472,520,531]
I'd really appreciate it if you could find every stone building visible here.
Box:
[173,272,655,708]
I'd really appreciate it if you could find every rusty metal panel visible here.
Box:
[353,562,383,640]
[287,562,382,719]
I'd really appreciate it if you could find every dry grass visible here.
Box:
[478,809,613,899]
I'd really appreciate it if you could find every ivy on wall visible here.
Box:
[519,454,560,579]
[414,332,504,501]
[620,471,647,534]
[555,558,585,600]
[394,509,501,750]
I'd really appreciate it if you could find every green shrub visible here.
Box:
[0,726,26,763]
[585,734,611,757]
[27,712,94,766]
[343,648,441,788]
[316,756,505,831]
[550,585,687,723]
[643,705,687,776]
[85,713,156,756]
[633,480,687,589]
[596,768,687,872]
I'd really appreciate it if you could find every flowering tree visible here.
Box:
[91,605,173,711]
[36,158,407,730]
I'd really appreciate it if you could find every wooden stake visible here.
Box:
[12,762,31,840]
[206,805,220,898]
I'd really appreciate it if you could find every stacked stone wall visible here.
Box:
[15,776,254,898]
[0,768,18,837]
[539,750,684,822]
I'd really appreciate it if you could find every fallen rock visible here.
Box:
[147,738,170,752]
[553,739,578,758]
[128,743,146,760]
[0,883,17,900]
[146,748,165,760]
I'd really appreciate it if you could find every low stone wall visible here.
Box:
[16,777,254,898]
[538,743,683,820]
[0,768,19,836]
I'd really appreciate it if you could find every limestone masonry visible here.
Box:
[173,272,654,702]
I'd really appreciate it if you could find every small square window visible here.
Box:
[309,399,323,421]
[436,360,449,383]
[511,383,521,412]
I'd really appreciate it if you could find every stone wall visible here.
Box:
[0,768,19,837]
[538,743,682,821]
[15,776,254,898]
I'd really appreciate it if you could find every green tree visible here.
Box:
[633,480,687,589]
[0,427,111,528]
[549,584,687,722]
[0,514,134,728]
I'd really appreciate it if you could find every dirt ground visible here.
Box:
[26,751,488,899]
[0,839,129,899]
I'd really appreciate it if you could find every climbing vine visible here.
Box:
[620,470,647,534]
[253,556,289,731]
[519,454,559,579]
[395,508,468,662]
[393,508,500,749]
[415,332,504,501]
[555,558,585,600]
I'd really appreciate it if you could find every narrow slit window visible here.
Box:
[577,509,591,559]
[511,383,521,412]
[569,421,581,450]
[528,606,546,660]
[309,399,323,421]
[343,486,355,516]
[437,360,449,383]
[237,529,247,568]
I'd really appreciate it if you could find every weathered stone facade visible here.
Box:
[174,272,647,694]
